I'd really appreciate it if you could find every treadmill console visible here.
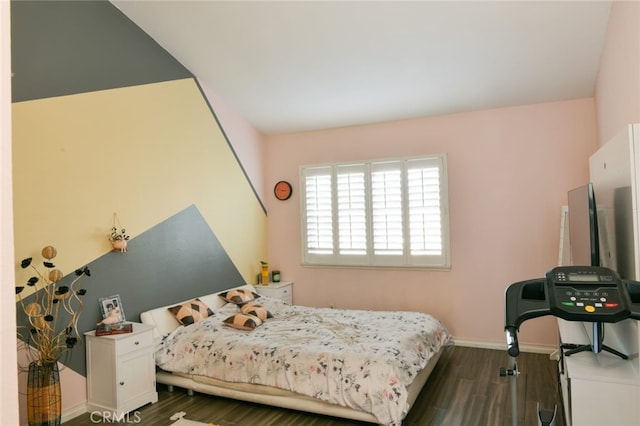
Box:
[505,265,640,358]
[547,266,630,323]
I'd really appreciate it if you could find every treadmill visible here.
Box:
[501,265,640,426]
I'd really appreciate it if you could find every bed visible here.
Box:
[140,284,452,425]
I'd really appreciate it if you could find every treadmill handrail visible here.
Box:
[504,278,550,331]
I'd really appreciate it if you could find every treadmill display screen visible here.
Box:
[568,273,600,282]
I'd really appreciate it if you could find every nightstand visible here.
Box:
[255,281,293,304]
[85,322,158,417]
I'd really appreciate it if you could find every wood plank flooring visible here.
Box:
[64,346,564,425]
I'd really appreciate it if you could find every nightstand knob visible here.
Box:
[135,341,139,345]
[120,381,124,386]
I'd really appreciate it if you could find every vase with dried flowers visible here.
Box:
[16,245,91,426]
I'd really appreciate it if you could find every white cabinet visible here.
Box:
[558,123,640,426]
[589,123,640,369]
[255,281,293,304]
[85,322,158,418]
[558,320,640,426]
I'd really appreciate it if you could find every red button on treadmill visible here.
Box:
[605,303,619,308]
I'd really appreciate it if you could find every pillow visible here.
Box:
[168,298,214,326]
[223,313,263,331]
[240,302,273,321]
[218,289,260,305]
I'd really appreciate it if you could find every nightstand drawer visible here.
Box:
[116,329,153,355]
[255,282,293,304]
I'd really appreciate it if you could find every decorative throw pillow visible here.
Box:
[240,302,273,321]
[218,289,260,305]
[223,313,263,331]
[168,298,214,326]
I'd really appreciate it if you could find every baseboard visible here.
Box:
[62,402,87,423]
[453,337,556,355]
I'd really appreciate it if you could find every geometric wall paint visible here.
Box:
[11,0,268,415]
[17,204,245,376]
[11,0,192,102]
[12,78,267,296]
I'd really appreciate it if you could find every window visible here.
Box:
[301,155,450,268]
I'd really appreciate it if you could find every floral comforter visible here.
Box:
[155,297,452,426]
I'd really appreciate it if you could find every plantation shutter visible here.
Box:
[406,158,447,266]
[337,164,368,260]
[301,155,449,268]
[303,166,333,259]
[369,161,403,266]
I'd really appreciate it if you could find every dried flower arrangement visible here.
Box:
[15,245,91,365]
[109,227,130,241]
[109,213,130,252]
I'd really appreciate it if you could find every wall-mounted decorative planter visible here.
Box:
[110,239,128,252]
[109,213,130,252]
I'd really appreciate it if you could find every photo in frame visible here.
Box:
[98,295,125,324]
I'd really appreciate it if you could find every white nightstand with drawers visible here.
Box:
[255,281,293,304]
[85,322,158,418]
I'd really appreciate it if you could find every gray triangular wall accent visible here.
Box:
[17,205,245,376]
[11,0,192,102]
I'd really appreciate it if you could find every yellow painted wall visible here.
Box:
[13,78,266,296]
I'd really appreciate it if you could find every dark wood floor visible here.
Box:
[64,346,564,426]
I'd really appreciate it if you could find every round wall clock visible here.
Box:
[274,180,293,201]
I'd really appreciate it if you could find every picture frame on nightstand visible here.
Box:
[99,294,125,323]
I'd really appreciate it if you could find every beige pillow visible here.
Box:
[218,289,260,305]
[240,303,273,321]
[168,298,214,326]
[223,313,263,331]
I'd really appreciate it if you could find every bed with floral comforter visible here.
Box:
[154,296,451,426]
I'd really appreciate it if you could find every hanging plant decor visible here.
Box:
[109,213,130,252]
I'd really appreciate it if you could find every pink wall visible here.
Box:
[198,79,267,204]
[264,99,597,348]
[595,1,640,146]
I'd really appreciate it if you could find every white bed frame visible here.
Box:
[140,284,444,424]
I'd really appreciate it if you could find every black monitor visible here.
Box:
[568,183,600,267]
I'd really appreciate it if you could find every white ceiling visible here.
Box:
[112,1,612,135]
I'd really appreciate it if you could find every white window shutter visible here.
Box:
[301,155,449,268]
[303,167,334,259]
[337,164,368,258]
[368,161,402,266]
[407,157,449,266]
